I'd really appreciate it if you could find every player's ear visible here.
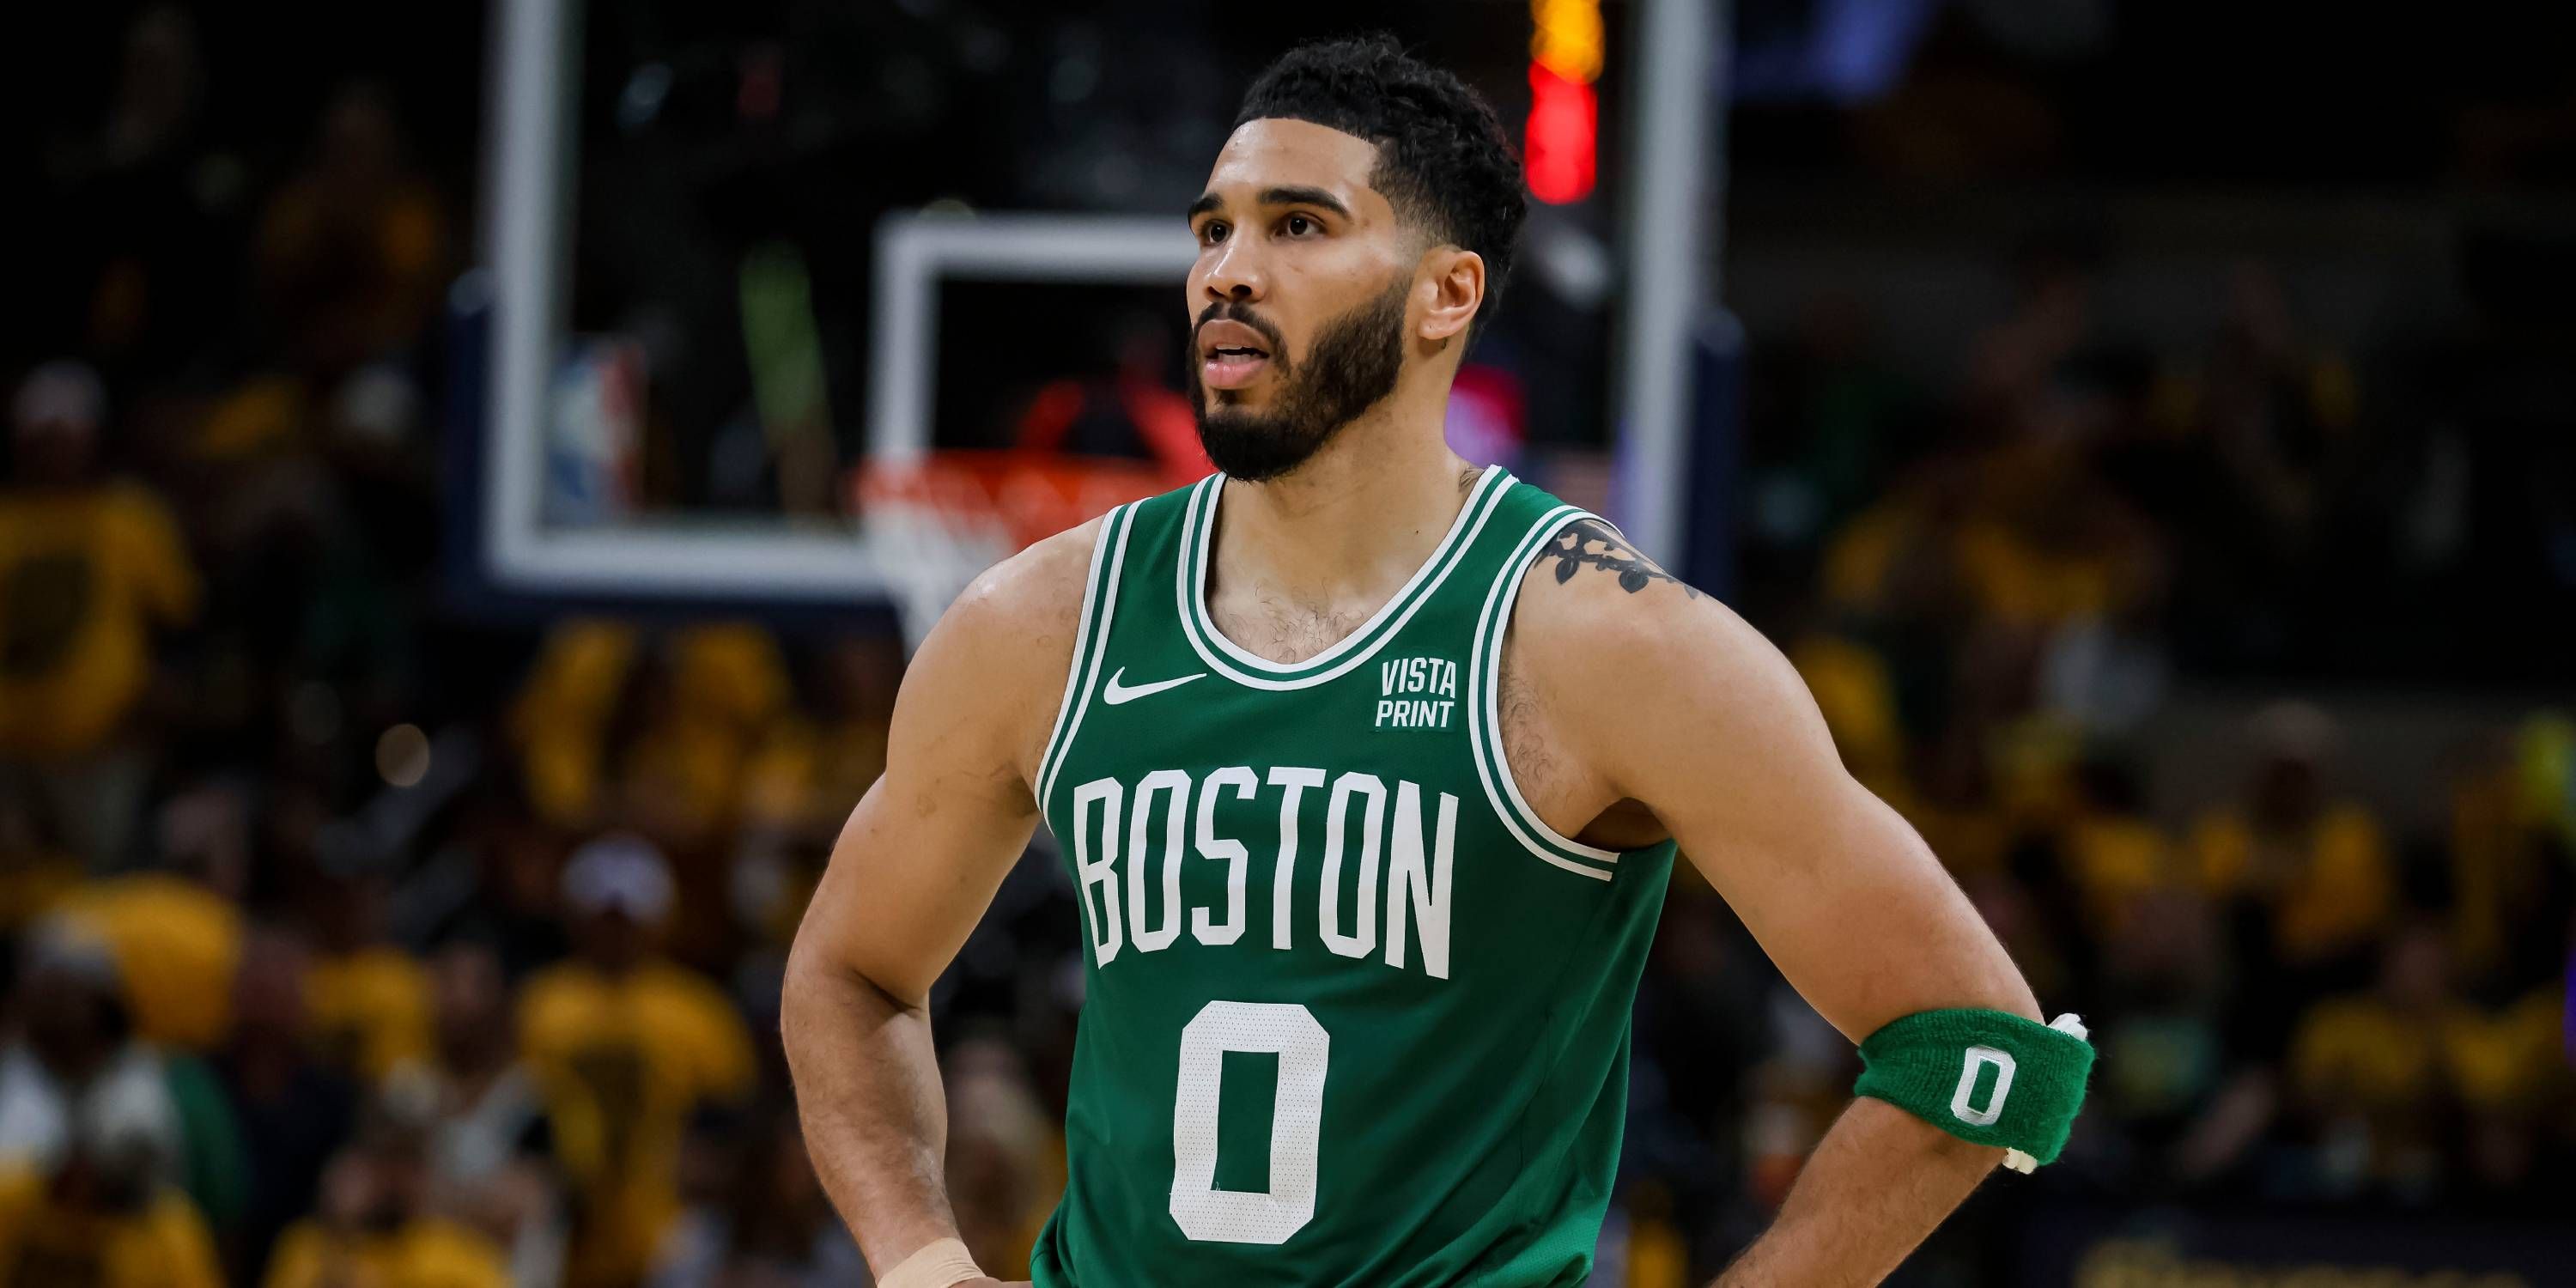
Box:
[1417,247,1485,345]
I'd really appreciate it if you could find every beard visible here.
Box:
[1188,275,1409,482]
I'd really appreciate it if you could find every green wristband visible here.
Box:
[1852,1008,2093,1168]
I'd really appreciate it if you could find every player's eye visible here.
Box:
[1199,221,1230,246]
[1282,214,1316,237]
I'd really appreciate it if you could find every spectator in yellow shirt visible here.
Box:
[0,362,198,866]
[0,1058,222,1288]
[2285,922,2555,1193]
[2291,929,2447,1109]
[48,777,258,1056]
[261,1091,508,1288]
[53,869,243,1055]
[255,82,450,380]
[509,623,793,845]
[303,859,433,1082]
[2191,704,2393,970]
[518,835,753,1288]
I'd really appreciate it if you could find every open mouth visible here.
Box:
[1198,319,1274,390]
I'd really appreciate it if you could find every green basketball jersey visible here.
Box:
[1027,467,1677,1287]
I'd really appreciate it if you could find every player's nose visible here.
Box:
[1200,238,1266,305]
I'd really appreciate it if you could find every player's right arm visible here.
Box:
[781,519,1100,1286]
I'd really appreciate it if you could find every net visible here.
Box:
[854,451,1170,651]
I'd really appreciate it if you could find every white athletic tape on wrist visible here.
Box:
[2001,1013,2089,1174]
[880,1237,983,1288]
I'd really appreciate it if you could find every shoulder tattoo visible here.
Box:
[1540,518,1698,598]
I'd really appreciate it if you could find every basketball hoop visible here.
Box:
[854,452,1172,651]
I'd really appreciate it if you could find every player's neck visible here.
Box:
[1212,397,1476,620]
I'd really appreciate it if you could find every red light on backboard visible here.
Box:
[1527,0,1601,204]
[1527,64,1596,204]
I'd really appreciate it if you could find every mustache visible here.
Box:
[1193,301,1287,357]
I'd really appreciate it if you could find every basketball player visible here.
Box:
[785,35,2092,1288]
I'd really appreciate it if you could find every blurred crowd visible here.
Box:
[1701,229,2576,1275]
[3,6,2572,1288]
[5,8,915,1286]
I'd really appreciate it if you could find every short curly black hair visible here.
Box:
[1234,33,1528,337]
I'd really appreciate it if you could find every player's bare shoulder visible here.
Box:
[1487,519,1692,841]
[939,515,1104,651]
[1505,515,1717,689]
[1507,514,1839,818]
[1512,514,1799,703]
[1498,517,1788,836]
[900,514,1110,789]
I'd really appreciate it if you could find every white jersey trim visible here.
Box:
[1175,467,1515,692]
[1467,504,1625,878]
[1038,504,1137,831]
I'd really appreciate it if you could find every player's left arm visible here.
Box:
[1516,526,2055,1286]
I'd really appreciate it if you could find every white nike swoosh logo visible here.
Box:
[1101,667,1206,705]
